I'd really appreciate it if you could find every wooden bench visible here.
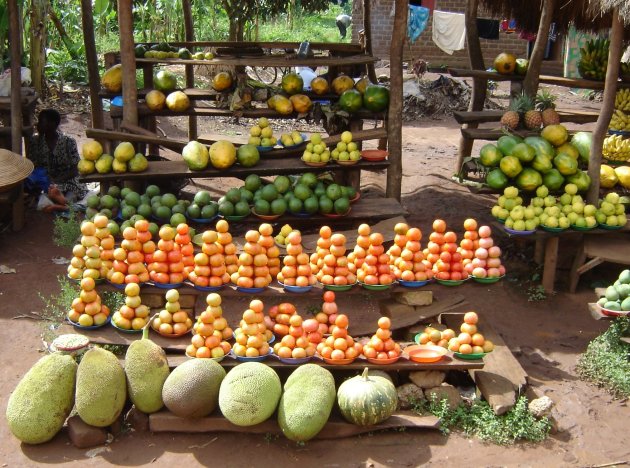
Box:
[569,232,630,292]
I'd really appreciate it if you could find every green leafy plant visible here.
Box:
[38,276,79,341]
[52,210,81,248]
[415,396,551,445]
[577,316,630,397]
[526,285,547,302]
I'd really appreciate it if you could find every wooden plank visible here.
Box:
[133,41,364,54]
[588,302,613,320]
[440,313,528,415]
[583,234,630,262]
[453,110,599,125]
[542,236,559,293]
[620,337,630,345]
[80,157,390,182]
[149,410,439,437]
[85,128,187,152]
[135,54,378,68]
[163,354,484,371]
[461,128,543,141]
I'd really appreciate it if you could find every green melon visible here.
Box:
[362,84,390,112]
[339,89,363,113]
[479,144,503,167]
[337,368,398,426]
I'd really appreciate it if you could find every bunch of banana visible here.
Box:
[615,89,630,111]
[609,110,630,131]
[578,37,610,81]
[603,135,630,161]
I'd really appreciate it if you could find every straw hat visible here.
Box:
[0,148,34,191]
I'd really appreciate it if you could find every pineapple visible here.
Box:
[536,89,561,126]
[520,93,542,130]
[500,99,521,130]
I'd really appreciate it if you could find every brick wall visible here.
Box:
[353,0,528,68]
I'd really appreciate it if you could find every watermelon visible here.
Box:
[479,144,503,167]
[524,136,555,159]
[339,89,363,113]
[486,168,509,190]
[362,84,390,112]
[497,135,523,155]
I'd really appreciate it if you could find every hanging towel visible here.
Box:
[476,18,500,40]
[408,5,430,43]
[432,11,466,55]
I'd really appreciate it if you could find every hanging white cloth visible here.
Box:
[432,10,466,55]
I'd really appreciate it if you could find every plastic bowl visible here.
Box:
[334,158,361,166]
[454,351,487,360]
[504,227,536,236]
[301,158,327,167]
[405,344,447,363]
[252,210,281,221]
[67,316,111,331]
[398,279,432,288]
[349,191,361,204]
[319,282,356,292]
[471,275,504,284]
[323,208,351,218]
[111,321,143,334]
[232,349,272,362]
[359,282,394,291]
[599,306,630,317]
[154,328,192,339]
[187,215,220,224]
[224,214,249,222]
[151,281,184,289]
[599,223,624,231]
[278,282,313,293]
[277,355,312,364]
[278,133,308,148]
[436,278,468,286]
[571,224,597,231]
[361,149,388,161]
[257,142,277,152]
[366,355,400,365]
[236,286,267,293]
[540,225,567,233]
[322,356,356,365]
[190,283,224,292]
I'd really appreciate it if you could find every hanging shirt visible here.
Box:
[476,18,500,40]
[432,11,466,55]
[408,6,430,43]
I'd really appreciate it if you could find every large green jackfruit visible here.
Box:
[6,353,77,444]
[218,362,281,426]
[277,364,336,441]
[125,328,169,414]
[162,358,225,418]
[76,347,127,427]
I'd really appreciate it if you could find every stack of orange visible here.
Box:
[215,220,238,278]
[189,229,226,288]
[232,299,272,357]
[311,227,357,286]
[150,289,193,336]
[67,216,111,280]
[67,277,110,327]
[446,311,494,354]
[272,313,317,360]
[387,222,432,282]
[147,225,186,284]
[109,221,152,285]
[186,293,232,359]
[424,220,467,281]
[458,218,479,274]
[415,325,456,349]
[361,317,402,360]
[174,223,195,279]
[356,226,395,286]
[277,231,316,287]
[267,302,297,337]
[112,282,149,330]
[316,313,362,362]
[347,224,371,269]
[231,224,279,289]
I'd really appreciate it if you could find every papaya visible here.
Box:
[101,64,123,93]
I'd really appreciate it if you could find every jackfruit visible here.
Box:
[277,364,336,441]
[125,328,169,414]
[6,353,77,444]
[162,358,225,418]
[218,362,281,426]
[75,347,127,427]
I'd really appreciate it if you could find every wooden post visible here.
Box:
[456,0,487,172]
[117,0,138,126]
[522,0,556,97]
[363,0,377,83]
[29,0,48,97]
[81,0,105,130]
[182,0,197,141]
[385,0,407,201]
[8,0,22,154]
[587,8,623,205]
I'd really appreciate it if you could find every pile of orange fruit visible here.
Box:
[112,282,149,330]
[67,277,110,327]
[267,302,297,337]
[416,325,455,348]
[231,224,280,289]
[447,312,494,354]
[310,226,357,286]
[387,222,433,282]
[355,224,394,286]
[67,215,112,281]
[174,223,195,279]
[277,231,316,287]
[233,299,272,357]
[150,289,193,336]
[424,219,468,281]
[361,317,401,360]
[109,220,153,284]
[272,313,317,360]
[147,225,188,284]
[316,313,362,361]
[186,293,232,359]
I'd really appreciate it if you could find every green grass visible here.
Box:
[415,396,551,445]
[52,210,81,248]
[577,316,630,397]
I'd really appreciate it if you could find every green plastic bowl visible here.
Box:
[454,352,486,360]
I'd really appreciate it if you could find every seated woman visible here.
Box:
[26,108,88,212]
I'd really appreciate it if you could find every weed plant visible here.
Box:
[52,211,81,248]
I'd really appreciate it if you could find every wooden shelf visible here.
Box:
[80,157,389,182]
[134,41,364,54]
[453,110,599,125]
[461,128,541,140]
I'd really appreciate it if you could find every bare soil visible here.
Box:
[1,79,628,467]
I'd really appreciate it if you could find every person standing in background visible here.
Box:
[336,14,352,39]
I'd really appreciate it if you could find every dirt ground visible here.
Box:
[1,79,629,467]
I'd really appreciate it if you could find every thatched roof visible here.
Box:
[480,0,630,34]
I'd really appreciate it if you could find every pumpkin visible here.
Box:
[337,367,397,426]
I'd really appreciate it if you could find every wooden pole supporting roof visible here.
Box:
[81,0,105,130]
[117,0,138,126]
[8,0,22,154]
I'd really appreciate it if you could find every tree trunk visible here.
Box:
[182,0,197,141]
[49,6,79,60]
[363,0,377,83]
[29,0,49,96]
[80,0,104,130]
[456,0,487,173]
[8,0,22,154]
[385,0,407,201]
[587,8,623,205]
[118,0,138,126]
[523,0,556,97]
